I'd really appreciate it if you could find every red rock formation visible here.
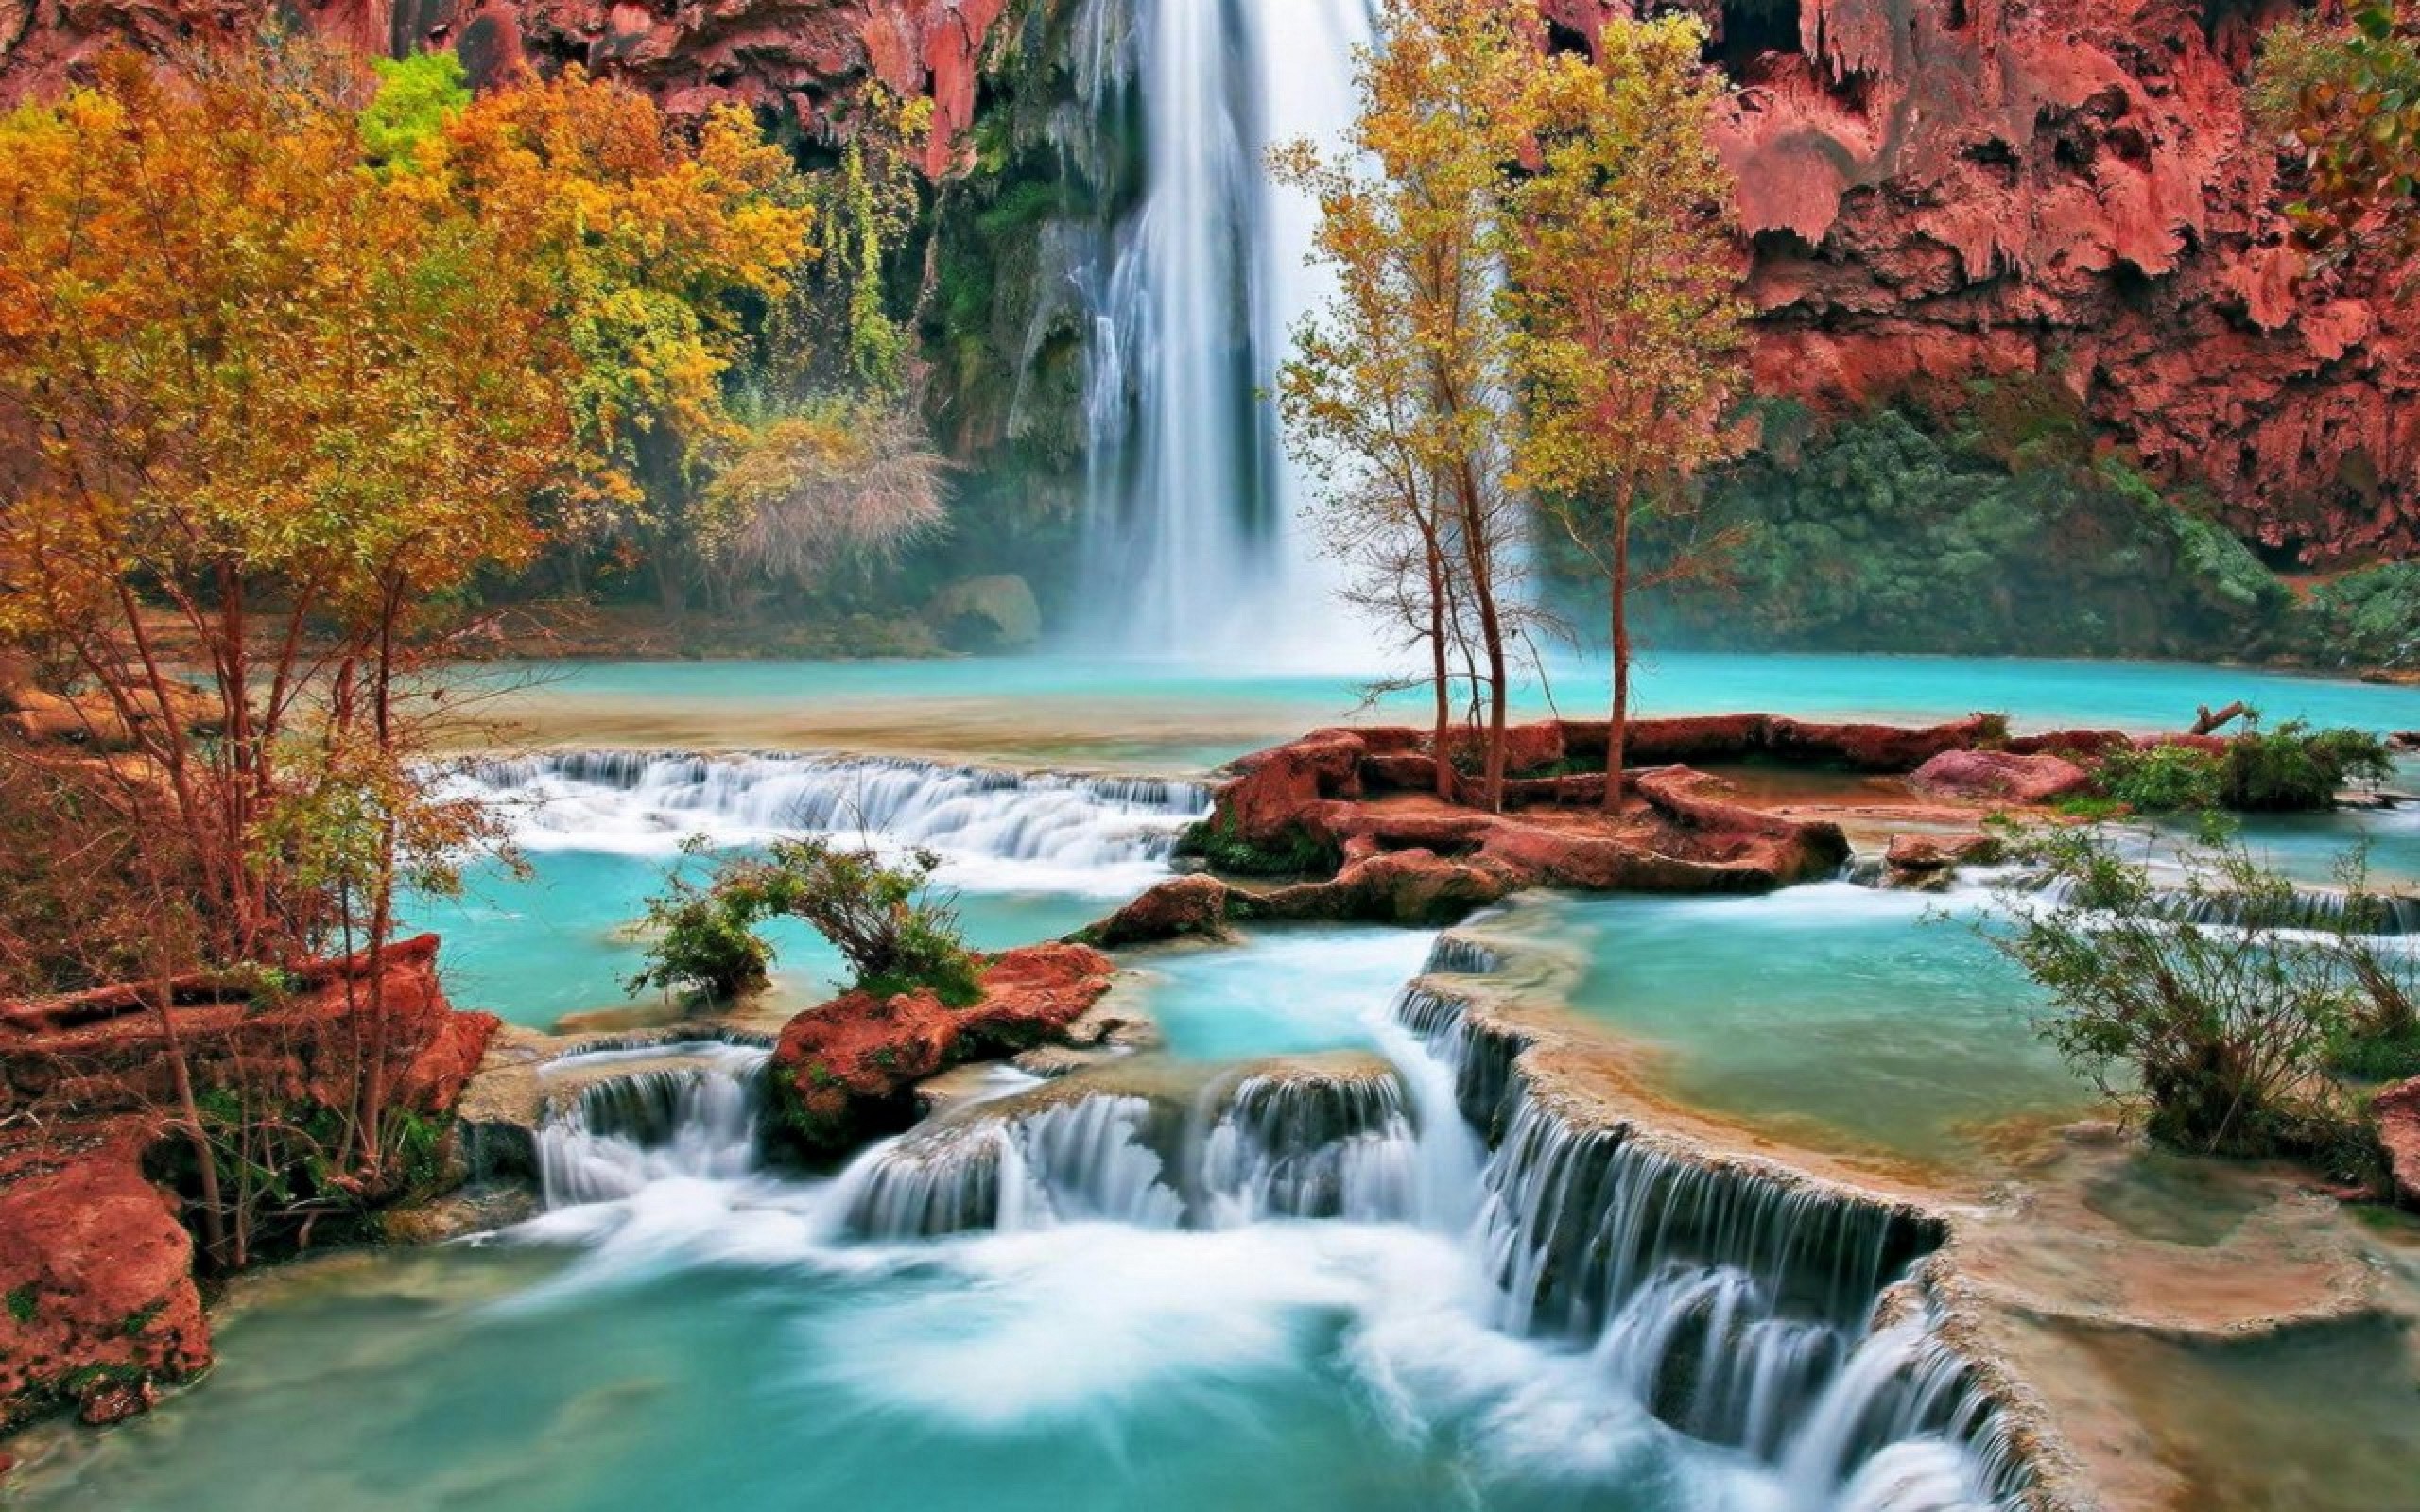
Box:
[1546,0,2416,560]
[1910,748,2094,803]
[0,1125,210,1430]
[0,0,1009,176]
[2,0,2407,555]
[769,942,1117,1155]
[0,936,497,1431]
[2378,1076,2420,1211]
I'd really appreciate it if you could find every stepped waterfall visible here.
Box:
[1074,0,1376,658]
[526,933,2029,1512]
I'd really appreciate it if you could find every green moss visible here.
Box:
[118,1299,167,1337]
[1614,398,2299,660]
[5,1283,36,1324]
[1174,814,1341,878]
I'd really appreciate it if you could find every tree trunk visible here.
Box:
[152,976,228,1269]
[1605,502,1633,814]
[1426,537,1454,802]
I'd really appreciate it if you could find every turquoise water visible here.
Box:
[481,652,2416,772]
[9,1161,1858,1512]
[1121,925,1440,1060]
[407,852,1110,1030]
[1539,885,2086,1161]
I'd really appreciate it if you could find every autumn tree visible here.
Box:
[1272,0,1544,808]
[0,42,813,1203]
[1508,17,1748,808]
[2254,0,2420,263]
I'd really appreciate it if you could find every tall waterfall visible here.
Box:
[1076,0,1375,659]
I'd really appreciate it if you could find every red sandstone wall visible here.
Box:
[1547,0,2416,560]
[3,0,2409,558]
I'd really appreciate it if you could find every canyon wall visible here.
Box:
[1,0,2410,563]
[1549,0,2416,562]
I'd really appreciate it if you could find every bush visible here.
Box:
[1982,824,2416,1163]
[2094,743,2224,813]
[627,861,778,1003]
[1175,814,1340,877]
[2219,721,2393,811]
[631,837,981,1006]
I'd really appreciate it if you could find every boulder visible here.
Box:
[770,944,1117,1157]
[925,575,1041,652]
[2377,1077,2420,1211]
[0,1126,211,1431]
[1910,749,2092,805]
[1078,874,1234,949]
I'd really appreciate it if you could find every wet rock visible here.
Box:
[1883,832,2003,888]
[925,574,1041,652]
[1910,749,2092,805]
[769,943,1118,1158]
[0,1126,210,1432]
[2377,1077,2420,1211]
[1078,873,1234,948]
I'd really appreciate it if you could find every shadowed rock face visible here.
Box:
[0,0,1010,177]
[1547,0,2417,561]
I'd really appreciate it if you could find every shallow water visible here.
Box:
[1121,925,1443,1061]
[1541,885,2087,1162]
[472,652,2416,772]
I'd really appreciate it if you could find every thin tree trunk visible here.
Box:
[1605,500,1632,814]
[1426,537,1454,802]
[152,975,228,1268]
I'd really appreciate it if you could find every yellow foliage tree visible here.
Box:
[1509,17,1749,808]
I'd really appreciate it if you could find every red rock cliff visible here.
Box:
[3,0,2410,557]
[0,0,1008,175]
[1547,0,2416,560]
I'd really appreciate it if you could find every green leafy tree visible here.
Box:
[631,837,980,1006]
[359,51,470,166]
[2254,0,2420,261]
[1508,16,1748,809]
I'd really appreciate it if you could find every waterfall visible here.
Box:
[2027,870,2420,936]
[534,1043,771,1208]
[444,751,1208,882]
[837,1092,1184,1239]
[1074,0,1375,658]
[837,1063,1430,1239]
[1196,1068,1419,1225]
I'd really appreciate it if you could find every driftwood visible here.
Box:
[2191,701,2250,736]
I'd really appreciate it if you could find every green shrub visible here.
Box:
[5,1284,35,1324]
[1980,825,2415,1163]
[2094,743,2224,813]
[631,836,981,1006]
[1175,814,1340,878]
[2219,721,2393,811]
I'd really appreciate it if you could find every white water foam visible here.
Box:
[445,751,1209,896]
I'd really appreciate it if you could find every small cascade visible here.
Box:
[2026,870,2420,935]
[446,751,1209,872]
[1422,933,1506,977]
[839,1061,1430,1239]
[1195,1068,1418,1225]
[1473,1090,2008,1503]
[838,1092,1184,1240]
[534,1043,770,1208]
[1392,985,1520,1130]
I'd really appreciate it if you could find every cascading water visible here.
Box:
[506,919,2028,1512]
[445,751,1208,887]
[1074,0,1376,658]
[534,1042,772,1208]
